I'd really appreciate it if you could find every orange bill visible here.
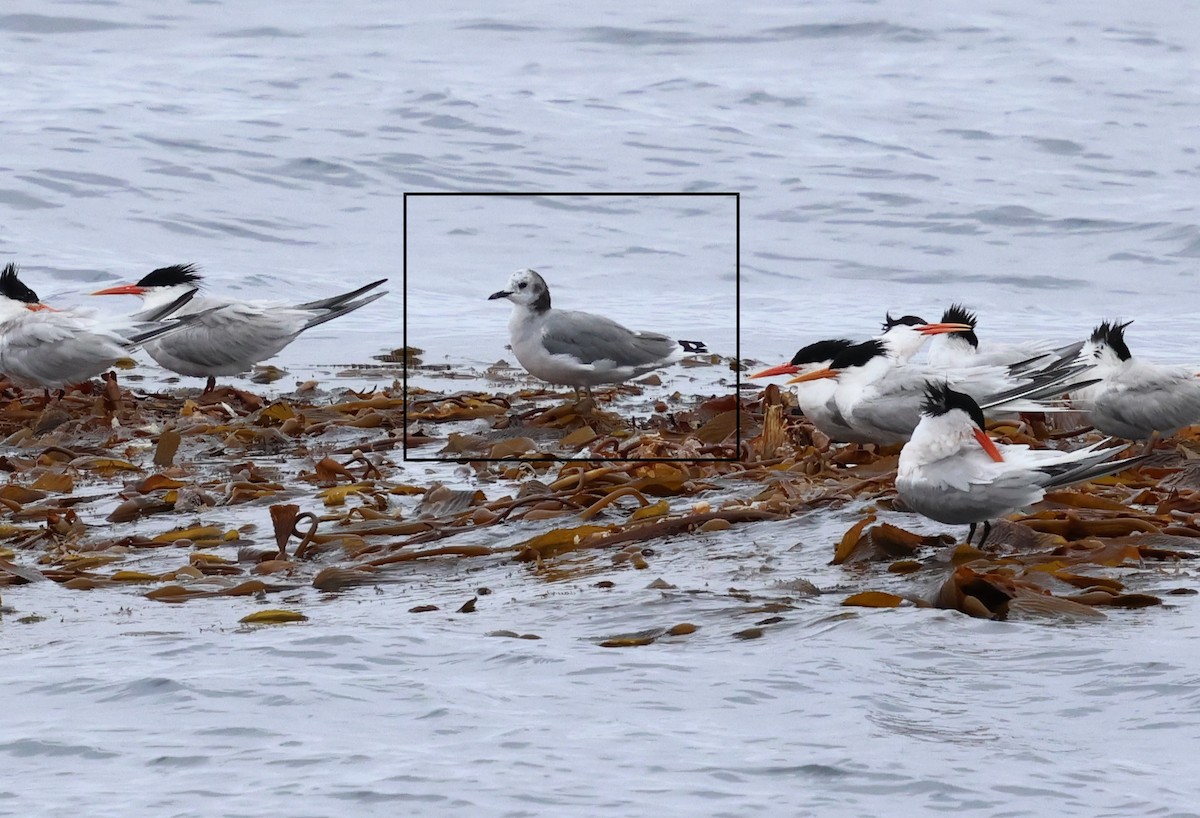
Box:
[973,427,1004,462]
[750,363,800,379]
[26,304,58,312]
[787,367,838,384]
[918,322,974,336]
[92,283,145,296]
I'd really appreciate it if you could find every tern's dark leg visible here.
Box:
[966,522,977,546]
[203,375,216,394]
[978,520,993,549]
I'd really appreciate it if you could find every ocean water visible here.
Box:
[3,1,1200,816]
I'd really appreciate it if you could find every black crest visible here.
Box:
[881,313,927,332]
[829,339,887,370]
[136,263,203,288]
[940,303,979,348]
[0,262,39,304]
[921,381,986,430]
[941,303,977,328]
[789,338,855,367]
[1090,320,1133,362]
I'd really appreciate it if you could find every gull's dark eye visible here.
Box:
[518,282,527,289]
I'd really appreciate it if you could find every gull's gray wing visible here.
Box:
[541,308,678,367]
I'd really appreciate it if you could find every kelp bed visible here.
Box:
[1,376,1198,634]
[405,350,736,459]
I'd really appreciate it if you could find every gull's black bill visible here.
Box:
[488,290,510,300]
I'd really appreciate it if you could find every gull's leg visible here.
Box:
[1141,430,1161,456]
[966,522,977,546]
[204,375,217,394]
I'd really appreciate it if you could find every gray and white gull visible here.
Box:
[488,269,708,398]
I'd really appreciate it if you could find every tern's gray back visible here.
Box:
[1093,374,1200,438]
[897,464,1044,525]
[540,308,677,367]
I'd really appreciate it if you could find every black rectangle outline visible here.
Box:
[402,190,741,464]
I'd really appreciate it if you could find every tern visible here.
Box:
[750,338,872,443]
[488,269,708,399]
[749,315,973,443]
[786,339,1089,445]
[926,303,1083,373]
[93,264,388,393]
[1073,320,1200,444]
[752,313,974,381]
[0,262,195,391]
[897,382,1143,547]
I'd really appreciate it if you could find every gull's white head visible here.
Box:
[488,269,551,312]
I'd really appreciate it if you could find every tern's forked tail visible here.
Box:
[679,339,708,354]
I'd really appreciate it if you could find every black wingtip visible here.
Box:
[679,339,708,354]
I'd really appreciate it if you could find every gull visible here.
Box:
[488,268,708,399]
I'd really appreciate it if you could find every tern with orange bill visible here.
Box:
[926,303,1083,373]
[752,338,869,442]
[0,262,195,391]
[751,312,975,382]
[896,383,1143,547]
[750,314,974,443]
[93,264,387,392]
[1069,320,1200,447]
[785,339,1091,445]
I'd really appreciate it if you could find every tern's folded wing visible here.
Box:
[1095,374,1200,435]
[154,304,309,369]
